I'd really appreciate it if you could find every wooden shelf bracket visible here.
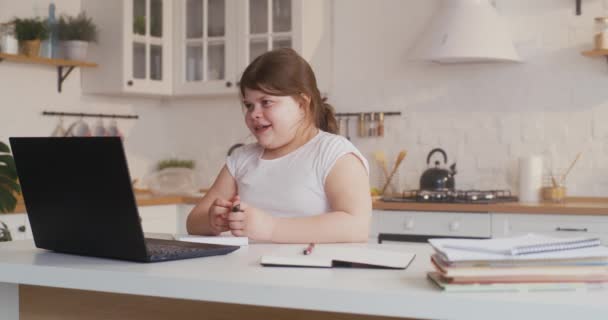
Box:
[57,66,75,93]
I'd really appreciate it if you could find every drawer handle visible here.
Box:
[555,227,588,232]
[18,225,26,232]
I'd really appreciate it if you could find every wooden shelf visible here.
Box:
[0,53,98,92]
[581,49,608,57]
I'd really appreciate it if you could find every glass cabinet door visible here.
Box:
[247,0,292,63]
[131,0,165,83]
[183,0,228,83]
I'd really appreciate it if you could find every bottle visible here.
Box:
[595,17,608,50]
[358,113,366,137]
[369,112,377,137]
[377,112,385,137]
[45,3,58,58]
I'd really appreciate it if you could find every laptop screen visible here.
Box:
[10,137,148,261]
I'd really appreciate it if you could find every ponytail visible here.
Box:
[318,98,338,134]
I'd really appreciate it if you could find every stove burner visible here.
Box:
[383,189,518,204]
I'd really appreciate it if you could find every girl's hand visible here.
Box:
[207,198,233,235]
[228,197,276,241]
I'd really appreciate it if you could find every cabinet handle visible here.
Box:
[127,80,133,86]
[225,81,232,88]
[555,227,588,232]
[18,225,26,232]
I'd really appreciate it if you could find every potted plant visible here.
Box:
[57,12,98,61]
[145,158,198,196]
[12,17,48,57]
[0,141,21,242]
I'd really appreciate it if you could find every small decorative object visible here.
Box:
[57,12,98,60]
[146,158,198,196]
[0,141,21,213]
[0,22,19,54]
[12,17,49,57]
[594,17,608,50]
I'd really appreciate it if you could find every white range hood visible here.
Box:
[415,0,521,63]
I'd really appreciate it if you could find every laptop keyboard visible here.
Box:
[144,238,238,262]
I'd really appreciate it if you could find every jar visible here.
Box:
[594,17,608,50]
[541,172,566,203]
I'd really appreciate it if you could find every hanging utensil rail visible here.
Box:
[42,111,139,119]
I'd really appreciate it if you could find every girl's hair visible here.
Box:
[239,48,338,134]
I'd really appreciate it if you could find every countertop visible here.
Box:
[373,197,608,215]
[1,240,607,320]
[6,193,608,216]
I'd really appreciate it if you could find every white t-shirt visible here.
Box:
[226,131,369,217]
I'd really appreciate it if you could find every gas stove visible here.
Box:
[382,189,518,204]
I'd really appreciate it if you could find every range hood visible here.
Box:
[415,0,521,63]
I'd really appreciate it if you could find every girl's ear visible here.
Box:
[298,93,311,116]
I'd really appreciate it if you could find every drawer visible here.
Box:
[372,210,491,238]
[492,213,608,243]
[0,214,28,241]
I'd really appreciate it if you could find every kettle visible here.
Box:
[420,148,457,190]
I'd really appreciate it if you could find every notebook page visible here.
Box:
[432,234,600,256]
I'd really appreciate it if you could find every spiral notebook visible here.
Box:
[430,234,602,261]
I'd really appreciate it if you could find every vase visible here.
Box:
[19,40,41,57]
[63,40,89,61]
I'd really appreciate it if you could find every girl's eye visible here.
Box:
[261,100,273,107]
[244,103,254,111]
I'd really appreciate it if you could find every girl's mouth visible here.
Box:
[254,124,272,134]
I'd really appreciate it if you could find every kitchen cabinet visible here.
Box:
[173,0,332,96]
[0,214,31,241]
[492,213,608,244]
[82,0,173,95]
[138,204,193,234]
[82,0,331,97]
[371,210,492,239]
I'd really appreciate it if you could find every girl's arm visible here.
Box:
[186,165,237,235]
[270,153,372,243]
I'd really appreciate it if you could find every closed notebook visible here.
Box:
[260,245,415,269]
[427,272,608,292]
[175,235,249,246]
[431,234,601,256]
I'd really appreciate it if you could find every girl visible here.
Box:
[186,48,371,243]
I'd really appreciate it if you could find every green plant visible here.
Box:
[57,12,98,42]
[12,17,48,41]
[157,158,195,171]
[133,16,145,35]
[0,222,12,242]
[0,141,20,213]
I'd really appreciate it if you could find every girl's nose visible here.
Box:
[250,105,262,118]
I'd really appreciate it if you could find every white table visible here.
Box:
[1,240,607,320]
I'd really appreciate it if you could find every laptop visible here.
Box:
[9,137,239,262]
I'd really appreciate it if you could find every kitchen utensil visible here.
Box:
[65,118,91,137]
[382,150,407,195]
[50,117,66,137]
[560,152,582,185]
[92,118,106,137]
[373,151,390,179]
[106,119,122,137]
[419,148,457,190]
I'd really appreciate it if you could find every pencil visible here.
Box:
[302,243,315,255]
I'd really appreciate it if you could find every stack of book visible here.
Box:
[427,234,608,292]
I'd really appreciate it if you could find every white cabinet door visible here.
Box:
[138,205,179,234]
[0,214,28,241]
[173,0,238,95]
[492,213,608,244]
[372,210,492,238]
[236,0,332,94]
[82,0,173,95]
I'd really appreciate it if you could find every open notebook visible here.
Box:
[260,245,416,269]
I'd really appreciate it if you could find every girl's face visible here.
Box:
[242,88,306,150]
